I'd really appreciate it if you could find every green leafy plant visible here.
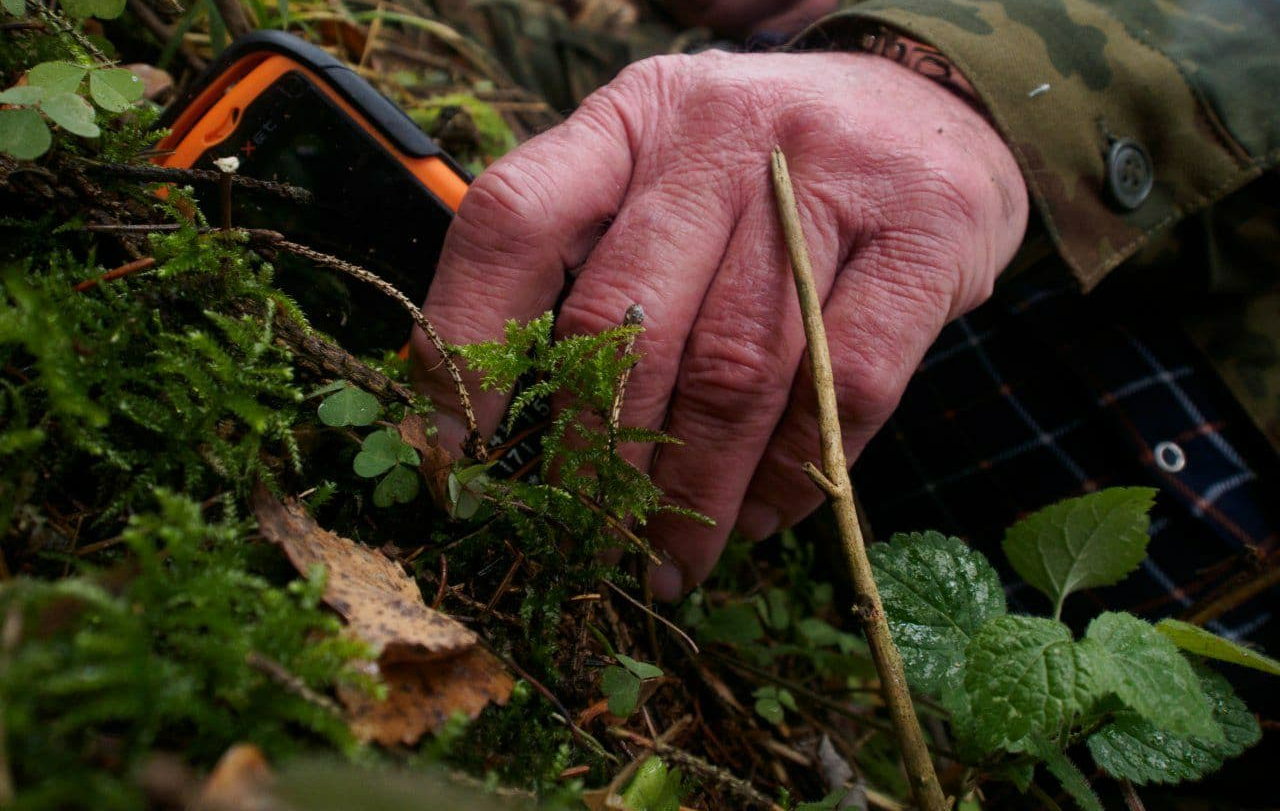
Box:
[752,685,797,726]
[0,61,142,159]
[871,488,1270,808]
[352,426,421,507]
[600,654,663,718]
[0,492,369,811]
[619,756,684,811]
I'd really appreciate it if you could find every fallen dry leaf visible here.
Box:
[252,484,513,744]
[399,411,455,511]
[339,651,513,747]
[194,743,274,811]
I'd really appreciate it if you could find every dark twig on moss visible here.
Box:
[82,161,315,204]
[272,240,484,461]
[608,724,786,811]
[771,146,947,811]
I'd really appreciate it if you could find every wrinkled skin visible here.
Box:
[412,48,1028,599]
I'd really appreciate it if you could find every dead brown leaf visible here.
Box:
[339,649,513,747]
[194,744,274,811]
[399,411,454,511]
[251,484,513,743]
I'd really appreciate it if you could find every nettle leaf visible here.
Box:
[88,68,144,113]
[353,427,417,478]
[39,92,100,138]
[963,615,1105,753]
[58,0,126,18]
[870,531,1006,695]
[0,108,52,159]
[616,654,663,680]
[27,62,88,94]
[601,665,640,717]
[317,383,381,427]
[2,0,26,17]
[1088,665,1260,785]
[1156,618,1280,676]
[372,464,418,508]
[0,86,44,105]
[1087,612,1219,740]
[1002,487,1156,617]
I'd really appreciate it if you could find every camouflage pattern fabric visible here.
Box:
[796,0,1280,451]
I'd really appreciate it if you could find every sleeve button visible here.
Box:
[1105,138,1154,211]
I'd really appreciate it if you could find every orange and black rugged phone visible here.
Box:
[156,31,470,355]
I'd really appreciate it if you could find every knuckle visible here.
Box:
[458,162,553,240]
[678,319,790,417]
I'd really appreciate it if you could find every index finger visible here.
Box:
[412,94,636,455]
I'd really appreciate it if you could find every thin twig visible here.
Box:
[771,146,946,811]
[81,161,315,204]
[575,491,661,564]
[1119,779,1146,811]
[1184,559,1280,625]
[211,0,252,38]
[608,724,786,811]
[73,257,156,292]
[272,240,482,459]
[602,578,699,654]
[608,303,645,441]
[431,554,448,610]
[246,651,343,716]
[29,2,109,64]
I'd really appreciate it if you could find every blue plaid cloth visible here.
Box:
[852,269,1280,648]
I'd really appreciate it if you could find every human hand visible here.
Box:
[413,50,1028,599]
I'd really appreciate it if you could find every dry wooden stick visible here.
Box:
[770,146,947,811]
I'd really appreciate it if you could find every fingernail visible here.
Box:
[736,502,781,541]
[647,560,684,602]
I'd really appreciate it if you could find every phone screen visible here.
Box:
[184,70,454,355]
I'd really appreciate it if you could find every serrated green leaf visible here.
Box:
[1087,612,1219,740]
[964,616,1105,753]
[1002,487,1156,618]
[1156,619,1280,676]
[0,86,44,105]
[38,92,99,138]
[1088,665,1260,785]
[0,108,51,159]
[317,384,381,427]
[59,0,125,18]
[601,666,640,717]
[616,654,662,680]
[353,428,405,478]
[372,464,418,508]
[871,531,1006,695]
[88,68,144,113]
[2,0,26,17]
[620,757,681,811]
[697,602,763,645]
[27,62,87,93]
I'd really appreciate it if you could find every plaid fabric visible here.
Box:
[852,269,1280,648]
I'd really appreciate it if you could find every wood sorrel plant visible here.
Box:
[870,487,1274,809]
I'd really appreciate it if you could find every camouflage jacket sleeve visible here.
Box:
[797,0,1280,290]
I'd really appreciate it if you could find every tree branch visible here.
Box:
[770,146,947,811]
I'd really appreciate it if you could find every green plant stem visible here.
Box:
[770,146,948,811]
